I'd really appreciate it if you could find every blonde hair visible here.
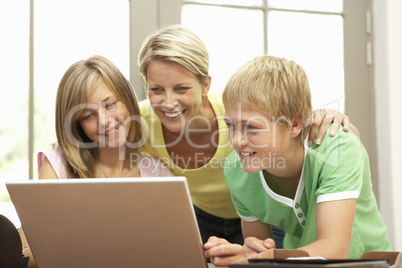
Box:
[138,24,209,86]
[55,55,141,178]
[223,55,312,140]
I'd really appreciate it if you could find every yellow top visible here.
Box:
[139,93,238,218]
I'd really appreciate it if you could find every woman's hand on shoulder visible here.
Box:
[308,109,360,146]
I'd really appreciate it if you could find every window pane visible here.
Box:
[268,11,344,112]
[185,0,263,7]
[34,0,129,178]
[182,5,264,97]
[268,0,343,13]
[0,2,29,187]
[0,0,29,226]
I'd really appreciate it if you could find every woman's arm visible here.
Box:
[299,199,356,259]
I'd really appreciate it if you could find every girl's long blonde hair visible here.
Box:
[55,55,141,178]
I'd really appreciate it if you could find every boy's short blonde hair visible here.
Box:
[138,24,209,86]
[222,55,312,140]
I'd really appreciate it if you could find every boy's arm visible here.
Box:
[308,109,360,146]
[299,199,356,259]
[242,219,272,240]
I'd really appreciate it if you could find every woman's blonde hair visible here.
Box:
[223,55,313,141]
[138,24,209,86]
[55,55,141,178]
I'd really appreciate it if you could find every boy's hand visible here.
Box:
[204,236,275,268]
[204,236,246,268]
[308,109,350,146]
[243,236,275,254]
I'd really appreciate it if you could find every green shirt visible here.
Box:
[224,128,391,258]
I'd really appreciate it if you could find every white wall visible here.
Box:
[373,0,402,251]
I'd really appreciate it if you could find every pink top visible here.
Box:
[37,143,173,178]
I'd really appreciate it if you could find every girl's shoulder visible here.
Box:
[37,143,71,178]
[38,143,64,166]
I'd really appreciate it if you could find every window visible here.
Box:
[182,0,345,112]
[0,0,129,226]
[182,4,264,100]
[0,1,30,225]
[33,0,129,178]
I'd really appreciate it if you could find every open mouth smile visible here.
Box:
[238,151,257,160]
[99,123,121,136]
[162,110,184,119]
[240,152,256,157]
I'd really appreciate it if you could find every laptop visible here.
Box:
[6,177,209,268]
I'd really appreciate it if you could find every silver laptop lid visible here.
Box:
[7,177,208,268]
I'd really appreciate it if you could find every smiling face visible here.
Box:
[78,82,131,148]
[146,59,210,133]
[224,105,295,174]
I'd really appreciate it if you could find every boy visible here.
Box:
[204,55,391,267]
